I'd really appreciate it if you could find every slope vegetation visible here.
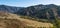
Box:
[0,12,53,28]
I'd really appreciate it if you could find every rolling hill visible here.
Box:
[0,4,60,28]
[0,11,53,28]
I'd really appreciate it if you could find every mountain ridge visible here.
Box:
[16,4,59,19]
[0,5,24,13]
[0,4,60,19]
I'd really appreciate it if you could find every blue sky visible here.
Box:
[0,0,60,7]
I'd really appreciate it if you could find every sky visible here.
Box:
[0,0,60,7]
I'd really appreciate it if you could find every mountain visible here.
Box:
[0,4,60,19]
[0,5,24,13]
[16,4,60,19]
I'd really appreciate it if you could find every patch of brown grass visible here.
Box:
[0,11,53,28]
[0,18,27,28]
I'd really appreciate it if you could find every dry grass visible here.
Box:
[0,19,26,28]
[0,12,53,28]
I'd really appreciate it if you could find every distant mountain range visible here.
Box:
[0,4,60,19]
[0,5,24,13]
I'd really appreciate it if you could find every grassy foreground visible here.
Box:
[0,12,53,28]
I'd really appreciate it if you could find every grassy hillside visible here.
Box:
[0,12,53,28]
